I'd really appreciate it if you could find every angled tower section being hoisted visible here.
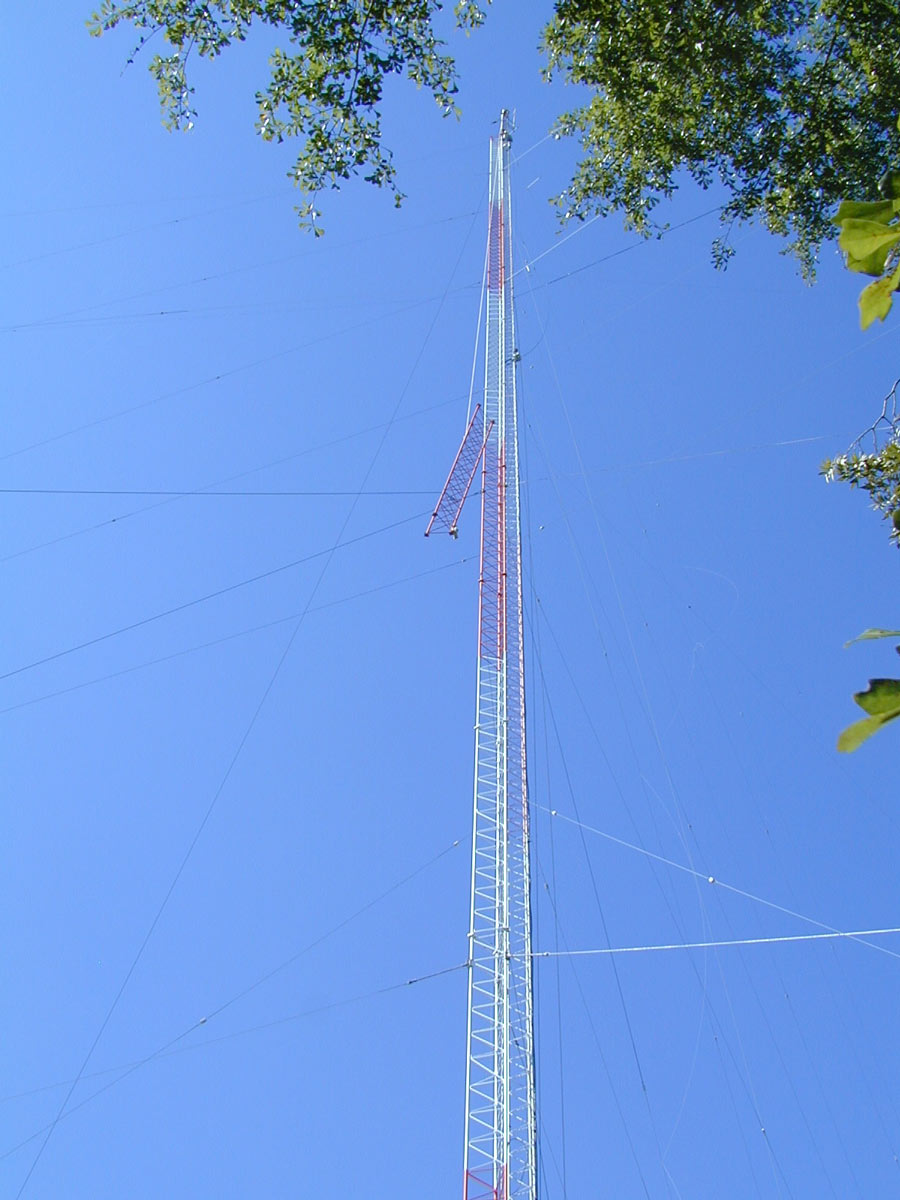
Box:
[430,108,538,1200]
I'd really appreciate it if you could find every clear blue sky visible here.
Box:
[4,5,899,1198]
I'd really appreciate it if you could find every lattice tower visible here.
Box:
[461,108,537,1200]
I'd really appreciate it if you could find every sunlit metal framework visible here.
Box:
[462,109,537,1200]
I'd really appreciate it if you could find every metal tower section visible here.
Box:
[463,108,537,1200]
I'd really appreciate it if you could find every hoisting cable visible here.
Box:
[1,391,469,568]
[0,486,434,497]
[524,205,724,289]
[542,806,900,962]
[1,557,472,717]
[533,928,900,957]
[5,209,476,333]
[0,509,429,684]
[3,962,467,1161]
[2,836,463,1114]
[465,188,489,426]
[515,213,603,275]
[1,292,461,466]
[535,867,654,1200]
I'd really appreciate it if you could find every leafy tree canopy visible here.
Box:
[88,0,486,231]
[542,0,900,276]
[91,1,900,267]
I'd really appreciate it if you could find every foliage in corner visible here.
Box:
[834,119,900,329]
[542,0,900,277]
[822,441,900,546]
[87,0,486,232]
[837,631,900,751]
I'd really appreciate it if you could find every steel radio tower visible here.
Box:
[427,109,537,1200]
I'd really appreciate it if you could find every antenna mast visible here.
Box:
[449,108,538,1200]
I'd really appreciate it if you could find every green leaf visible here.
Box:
[844,628,900,646]
[852,677,900,715]
[879,170,900,200]
[835,198,899,224]
[859,262,900,329]
[837,708,900,752]
[839,219,900,276]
